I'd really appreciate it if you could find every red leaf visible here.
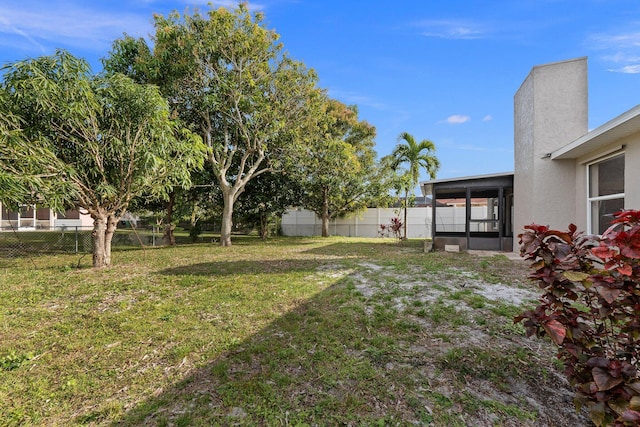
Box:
[596,286,622,304]
[592,246,617,260]
[593,366,624,391]
[619,409,640,423]
[587,357,610,369]
[617,263,633,276]
[543,319,566,345]
[546,230,573,244]
[620,244,640,259]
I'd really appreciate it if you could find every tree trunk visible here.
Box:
[259,214,268,241]
[163,192,176,246]
[403,189,408,240]
[220,191,235,246]
[92,215,107,268]
[91,213,118,268]
[105,216,118,266]
[321,188,330,237]
[163,223,176,246]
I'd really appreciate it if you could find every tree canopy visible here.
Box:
[125,5,323,246]
[0,101,75,211]
[1,50,205,267]
[299,99,387,237]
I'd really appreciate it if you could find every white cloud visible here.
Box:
[179,0,266,11]
[602,52,640,64]
[454,143,512,153]
[608,64,640,74]
[0,4,153,55]
[589,30,640,73]
[457,144,487,151]
[329,89,387,110]
[590,31,640,49]
[0,16,45,52]
[482,115,493,121]
[415,19,487,40]
[445,114,470,124]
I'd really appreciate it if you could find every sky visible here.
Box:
[1,0,640,185]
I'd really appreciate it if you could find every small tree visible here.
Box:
[300,99,384,237]
[516,210,640,426]
[2,51,204,267]
[389,132,439,239]
[235,170,304,240]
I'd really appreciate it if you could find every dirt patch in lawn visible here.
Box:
[347,255,590,426]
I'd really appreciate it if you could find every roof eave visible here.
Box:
[552,104,640,160]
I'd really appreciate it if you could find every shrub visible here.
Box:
[378,217,403,240]
[189,222,203,243]
[515,210,640,427]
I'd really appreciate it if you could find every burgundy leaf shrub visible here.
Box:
[378,217,403,240]
[515,210,640,427]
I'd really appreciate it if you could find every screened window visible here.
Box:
[588,154,624,234]
[434,195,466,233]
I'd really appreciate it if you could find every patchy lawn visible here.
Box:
[0,236,590,426]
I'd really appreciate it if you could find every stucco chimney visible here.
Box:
[513,57,588,249]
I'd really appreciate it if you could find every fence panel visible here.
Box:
[281,208,433,238]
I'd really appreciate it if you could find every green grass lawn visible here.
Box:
[0,236,589,426]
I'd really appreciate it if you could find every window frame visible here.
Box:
[586,152,625,234]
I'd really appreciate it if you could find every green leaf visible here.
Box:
[588,401,606,427]
[563,271,590,282]
[608,398,630,415]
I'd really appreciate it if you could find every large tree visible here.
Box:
[0,101,74,211]
[1,50,205,267]
[140,5,321,246]
[300,99,386,237]
[103,32,210,246]
[389,131,440,239]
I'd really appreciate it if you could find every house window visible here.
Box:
[588,153,624,234]
[58,209,80,220]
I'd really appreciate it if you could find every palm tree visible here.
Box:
[390,132,440,239]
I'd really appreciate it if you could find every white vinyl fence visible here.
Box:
[281,208,433,238]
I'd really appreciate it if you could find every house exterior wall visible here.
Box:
[625,136,640,210]
[572,133,640,231]
[514,58,588,248]
[0,202,93,230]
[56,209,94,228]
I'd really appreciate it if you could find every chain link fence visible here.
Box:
[0,225,219,258]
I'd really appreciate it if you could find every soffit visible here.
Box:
[552,104,640,160]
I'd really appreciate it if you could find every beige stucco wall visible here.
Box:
[625,136,640,210]
[572,133,640,232]
[514,58,588,248]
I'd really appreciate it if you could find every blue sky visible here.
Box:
[1,0,640,183]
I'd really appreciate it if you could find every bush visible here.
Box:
[189,223,203,243]
[515,210,640,427]
[378,217,403,240]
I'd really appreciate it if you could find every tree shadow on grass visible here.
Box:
[160,259,327,276]
[108,256,589,427]
[108,271,414,426]
[302,239,422,258]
